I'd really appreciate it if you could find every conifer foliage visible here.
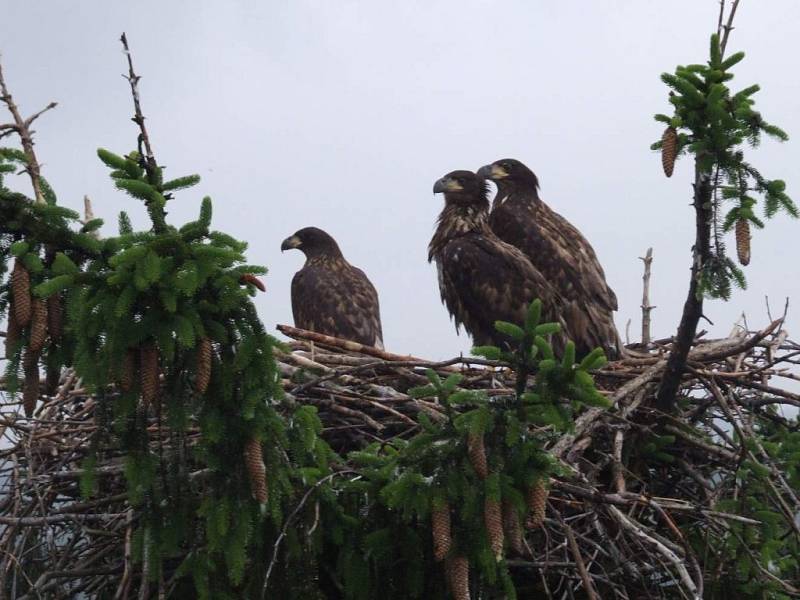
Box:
[333,300,609,599]
[651,33,795,299]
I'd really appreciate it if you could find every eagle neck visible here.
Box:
[497,188,541,213]
[429,202,491,260]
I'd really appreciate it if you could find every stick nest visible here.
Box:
[1,320,799,599]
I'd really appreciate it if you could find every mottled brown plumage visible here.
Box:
[282,227,384,349]
[429,170,567,351]
[478,159,620,358]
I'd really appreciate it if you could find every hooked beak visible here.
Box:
[280,235,301,252]
[477,163,508,180]
[433,177,463,194]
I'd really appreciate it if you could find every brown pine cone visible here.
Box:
[431,503,452,562]
[502,499,525,556]
[467,432,488,480]
[28,298,48,354]
[11,259,32,327]
[239,273,266,292]
[22,346,40,371]
[661,126,678,177]
[120,349,137,393]
[244,437,269,504]
[735,218,751,266]
[139,343,159,408]
[47,294,64,341]
[525,479,549,529]
[4,311,21,358]
[195,336,213,394]
[23,364,40,417]
[445,555,470,600]
[484,497,504,561]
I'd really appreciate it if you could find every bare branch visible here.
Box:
[639,247,655,345]
[0,54,57,204]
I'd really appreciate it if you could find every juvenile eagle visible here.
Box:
[429,170,567,350]
[477,158,620,357]
[281,227,384,349]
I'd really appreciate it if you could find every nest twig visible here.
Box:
[1,320,799,598]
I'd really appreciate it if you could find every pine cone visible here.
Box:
[28,298,48,354]
[22,346,40,371]
[47,294,64,342]
[431,503,452,562]
[735,218,751,266]
[23,363,39,417]
[4,311,20,358]
[11,259,32,327]
[661,126,678,177]
[244,437,269,504]
[484,497,504,561]
[139,343,159,408]
[467,432,488,480]
[195,337,213,394]
[120,349,137,393]
[503,499,525,556]
[525,479,549,529]
[239,273,266,292]
[445,555,470,600]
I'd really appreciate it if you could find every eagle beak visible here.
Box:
[280,235,301,252]
[477,163,507,180]
[433,177,463,194]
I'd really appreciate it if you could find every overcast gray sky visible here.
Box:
[3,1,798,359]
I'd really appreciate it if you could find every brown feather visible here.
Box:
[485,159,620,357]
[286,227,384,349]
[430,171,567,351]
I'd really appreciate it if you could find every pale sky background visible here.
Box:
[2,1,798,359]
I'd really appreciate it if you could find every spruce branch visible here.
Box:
[718,0,742,58]
[0,54,57,204]
[118,33,167,234]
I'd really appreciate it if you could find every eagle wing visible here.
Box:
[291,261,384,349]
[435,233,566,350]
[490,200,619,356]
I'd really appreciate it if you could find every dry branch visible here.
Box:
[0,56,56,203]
[1,315,797,597]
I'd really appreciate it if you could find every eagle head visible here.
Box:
[433,170,489,207]
[281,227,343,259]
[477,158,539,191]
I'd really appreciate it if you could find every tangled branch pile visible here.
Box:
[2,317,799,599]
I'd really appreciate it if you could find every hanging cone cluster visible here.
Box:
[28,298,48,354]
[502,499,524,556]
[11,259,32,327]
[244,437,269,504]
[23,370,39,417]
[4,312,20,359]
[47,294,63,341]
[120,349,137,393]
[526,479,549,529]
[467,432,488,480]
[445,555,470,600]
[431,503,452,562]
[195,336,212,394]
[22,349,40,418]
[735,218,751,265]
[661,126,678,177]
[139,343,159,408]
[484,497,504,561]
